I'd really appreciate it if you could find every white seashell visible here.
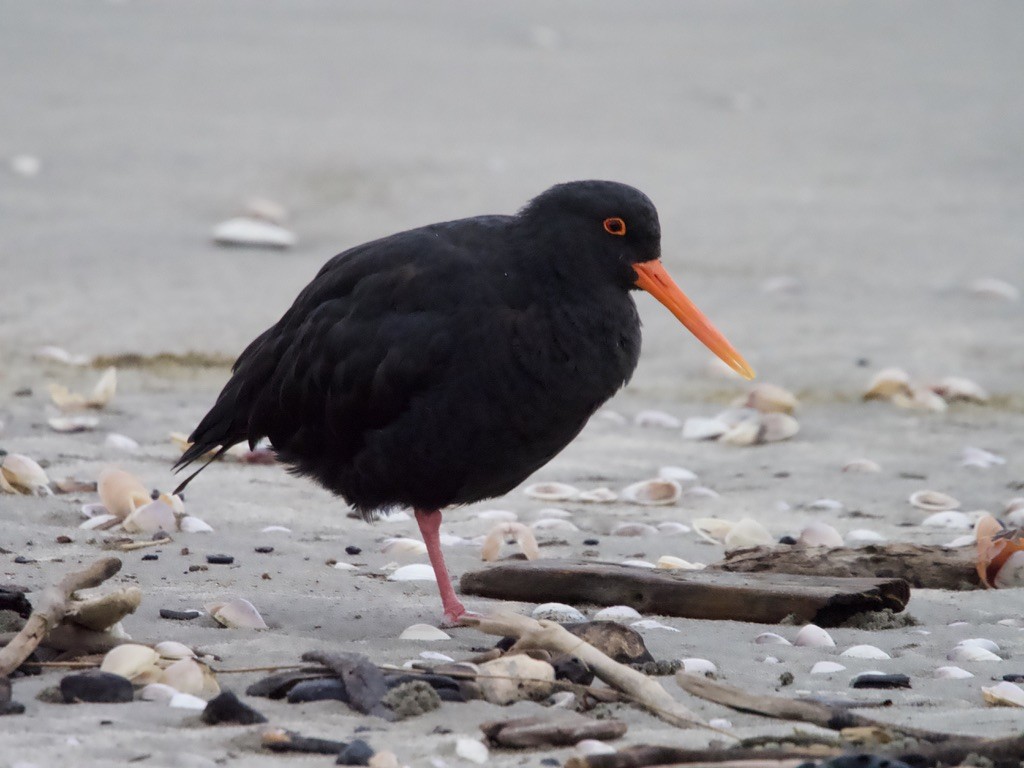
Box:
[994,551,1024,588]
[100,644,161,684]
[684,485,721,501]
[630,619,679,632]
[658,466,698,484]
[140,683,178,703]
[743,383,798,414]
[840,645,890,660]
[944,534,977,548]
[909,490,960,512]
[634,410,682,429]
[98,467,150,520]
[1005,497,1024,515]
[1,454,52,495]
[179,516,214,533]
[810,661,847,675]
[612,523,658,537]
[620,478,682,506]
[948,621,971,627]
[759,413,800,443]
[477,655,555,705]
[530,518,579,532]
[763,656,781,664]
[982,681,1024,708]
[548,690,576,708]
[957,638,1000,653]
[863,368,912,400]
[34,345,89,366]
[693,517,733,543]
[846,529,887,545]
[934,666,974,679]
[48,415,99,433]
[961,446,1004,469]
[104,433,140,452]
[399,624,451,641]
[154,641,195,660]
[968,277,1019,301]
[682,417,729,441]
[243,197,289,224]
[105,621,130,640]
[921,511,973,529]
[708,718,733,730]
[807,499,844,511]
[620,559,657,569]
[475,509,517,522]
[388,564,437,582]
[795,624,835,648]
[656,555,704,570]
[382,537,428,556]
[260,525,292,533]
[169,692,208,710]
[212,217,296,248]
[480,522,539,561]
[49,367,117,410]
[679,658,717,676]
[122,499,176,534]
[947,644,1000,662]
[718,419,762,446]
[893,386,947,412]
[843,458,882,473]
[80,514,119,530]
[10,154,41,177]
[933,377,989,404]
[534,507,573,519]
[656,522,691,535]
[532,603,585,623]
[206,597,268,629]
[333,562,357,570]
[524,482,579,501]
[575,739,617,757]
[576,487,618,503]
[724,518,773,549]
[997,618,1024,627]
[714,407,760,428]
[454,738,489,765]
[420,651,454,662]
[593,605,642,622]
[160,657,219,696]
[754,632,791,646]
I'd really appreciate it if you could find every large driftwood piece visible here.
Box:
[710,543,979,590]
[460,561,909,626]
[565,746,833,768]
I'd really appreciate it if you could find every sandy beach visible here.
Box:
[2,2,1023,766]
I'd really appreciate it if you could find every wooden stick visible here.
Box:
[463,611,707,729]
[565,745,833,768]
[0,557,121,676]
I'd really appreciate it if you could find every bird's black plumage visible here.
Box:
[174,181,663,515]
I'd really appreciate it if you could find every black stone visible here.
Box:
[263,730,349,755]
[159,608,202,621]
[0,677,25,716]
[1002,673,1024,683]
[13,556,36,564]
[206,554,234,565]
[287,679,349,703]
[336,739,375,766]
[247,671,325,699]
[60,671,133,703]
[201,690,268,725]
[141,554,158,561]
[0,588,32,617]
[817,754,914,768]
[778,535,798,545]
[345,545,361,555]
[552,655,594,686]
[255,546,274,554]
[582,538,599,546]
[850,673,911,690]
[541,760,560,767]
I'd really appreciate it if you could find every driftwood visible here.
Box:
[463,611,705,728]
[0,557,122,676]
[565,745,832,768]
[710,543,979,590]
[481,714,627,748]
[460,561,909,626]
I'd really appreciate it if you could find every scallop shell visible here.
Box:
[810,661,847,674]
[206,597,268,629]
[524,482,579,501]
[909,490,960,512]
[620,478,681,506]
[843,458,882,473]
[633,410,682,429]
[922,511,973,529]
[154,641,196,660]
[480,522,539,561]
[657,466,698,484]
[576,487,618,503]
[387,564,437,582]
[532,603,585,623]
[679,658,717,676]
[160,657,220,697]
[724,518,773,549]
[933,377,989,404]
[692,517,733,544]
[100,644,161,684]
[399,623,451,641]
[743,383,798,414]
[968,277,1019,301]
[122,499,176,534]
[1,454,51,495]
[48,414,99,433]
[794,624,835,648]
[982,681,1024,707]
[212,217,296,248]
[863,367,912,400]
[840,645,891,660]
[656,555,704,570]
[593,605,642,622]
[98,467,151,520]
[179,516,214,533]
[48,366,117,410]
[611,523,658,537]
[682,417,729,441]
[934,666,974,679]
[381,537,428,556]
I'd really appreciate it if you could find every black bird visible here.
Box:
[174,180,754,623]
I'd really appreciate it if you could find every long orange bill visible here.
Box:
[633,259,755,380]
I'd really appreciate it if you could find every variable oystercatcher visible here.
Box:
[174,180,753,623]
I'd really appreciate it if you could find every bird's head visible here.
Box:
[522,180,755,380]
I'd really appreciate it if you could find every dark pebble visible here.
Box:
[188,564,208,572]
[1002,673,1024,683]
[336,739,375,766]
[287,679,349,704]
[264,730,349,755]
[850,673,911,690]
[247,671,324,699]
[206,554,234,565]
[255,546,274,554]
[345,545,362,555]
[582,538,599,546]
[141,554,158,561]
[60,671,133,703]
[553,656,594,686]
[159,608,202,621]
[541,760,560,767]
[13,556,36,564]
[201,690,268,725]
[55,536,72,544]
[778,535,798,545]
[817,754,914,768]
[0,678,25,716]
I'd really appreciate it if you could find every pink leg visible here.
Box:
[415,508,466,624]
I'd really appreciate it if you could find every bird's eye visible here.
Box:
[603,217,626,236]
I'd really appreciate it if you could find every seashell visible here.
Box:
[684,485,721,501]
[160,657,219,697]
[763,656,781,664]
[140,682,178,703]
[100,644,161,684]
[807,499,844,512]
[382,537,428,556]
[212,217,296,249]
[658,466,699,484]
[480,522,539,561]
[179,516,214,533]
[934,666,974,679]
[968,277,1019,301]
[105,433,140,452]
[1,454,52,495]
[620,559,656,568]
[477,655,555,705]
[333,562,357,570]
[909,490,960,512]
[893,386,948,412]
[692,517,733,543]
[761,275,802,294]
[535,507,573,519]
[576,487,618,503]
[714,407,760,428]
[679,658,717,677]
[682,417,729,441]
[154,641,196,660]
[724,518,773,549]
[48,366,117,410]
[260,525,291,533]
[387,564,437,582]
[454,738,490,765]
[206,598,268,629]
[169,692,208,710]
[576,739,617,757]
[743,383,798,414]
[524,482,579,501]
[593,605,642,622]
[475,509,517,522]
[846,529,887,545]
[983,681,1024,708]
[947,644,1000,662]
[843,458,882,473]
[532,603,586,623]
[961,446,1004,469]
[399,623,451,641]
[708,718,733,730]
[759,412,800,443]
[98,467,151,520]
[630,619,679,632]
[922,511,973,529]
[754,632,791,646]
[1005,497,1024,515]
[810,661,847,675]
[596,409,628,425]
[718,419,761,446]
[80,514,119,530]
[795,624,835,648]
[611,522,658,537]
[620,478,682,506]
[993,551,1024,588]
[932,377,990,404]
[548,690,576,708]
[634,410,682,429]
[656,555,704,570]
[34,345,89,366]
[863,367,912,400]
[957,638,999,653]
[48,414,99,433]
[656,522,691,535]
[80,502,107,518]
[530,518,579,531]
[243,197,289,225]
[840,645,890,660]
[420,651,454,662]
[122,499,176,534]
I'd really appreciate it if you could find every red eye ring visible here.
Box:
[603,217,626,236]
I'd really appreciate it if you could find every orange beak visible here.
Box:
[633,259,755,380]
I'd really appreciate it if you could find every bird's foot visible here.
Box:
[438,603,480,629]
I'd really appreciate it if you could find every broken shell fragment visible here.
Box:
[723,518,773,549]
[934,666,974,680]
[105,433,140,452]
[909,490,960,512]
[846,529,887,545]
[480,522,539,561]
[576,487,618,503]
[656,555,703,570]
[48,414,99,433]
[961,446,1005,469]
[863,368,912,400]
[593,605,642,622]
[80,514,120,530]
[122,499,177,534]
[34,345,89,366]
[524,482,579,502]
[754,632,791,646]
[98,467,152,520]
[100,644,161,684]
[381,537,428,557]
[154,641,196,660]
[212,217,296,249]
[718,419,761,446]
[982,681,1024,708]
[656,522,691,535]
[679,658,717,677]
[742,383,798,414]
[620,478,681,506]
[179,516,214,533]
[932,376,989,404]
[843,458,881,473]
[810,661,847,675]
[1,453,52,495]
[692,518,734,544]
[388,564,436,582]
[48,366,117,410]
[759,412,800,443]
[892,386,947,412]
[399,624,451,641]
[206,598,268,629]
